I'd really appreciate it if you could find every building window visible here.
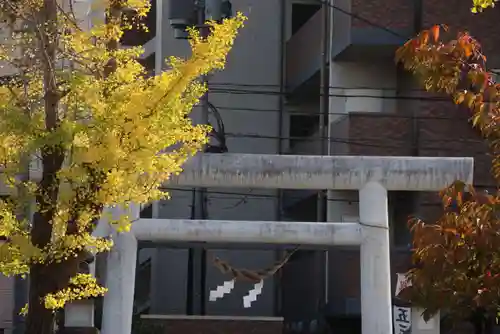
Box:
[289,114,319,148]
[138,53,156,78]
[291,3,321,35]
[140,204,153,219]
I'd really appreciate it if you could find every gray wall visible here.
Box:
[0,275,13,333]
[148,0,284,317]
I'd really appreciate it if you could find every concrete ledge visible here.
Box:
[168,154,474,191]
[60,328,99,334]
[132,219,362,246]
[141,315,284,321]
[135,317,283,334]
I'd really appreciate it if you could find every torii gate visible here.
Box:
[100,153,474,334]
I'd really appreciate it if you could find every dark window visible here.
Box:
[289,114,319,147]
[139,306,150,315]
[288,249,316,262]
[121,0,157,46]
[138,53,156,78]
[290,114,318,138]
[291,3,321,35]
[134,258,152,309]
[140,204,153,219]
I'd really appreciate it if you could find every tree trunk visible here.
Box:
[25,0,63,330]
[25,266,56,334]
[24,256,82,334]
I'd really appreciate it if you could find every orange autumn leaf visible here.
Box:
[430,25,440,42]
[420,31,430,44]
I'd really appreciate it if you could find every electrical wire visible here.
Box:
[194,99,490,156]
[205,101,228,153]
[212,104,472,120]
[218,133,490,154]
[210,82,419,90]
[183,96,491,155]
[223,131,486,144]
[208,86,449,101]
[159,186,486,207]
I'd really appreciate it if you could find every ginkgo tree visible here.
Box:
[0,0,245,333]
[395,2,500,333]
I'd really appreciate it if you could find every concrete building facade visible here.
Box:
[0,0,498,333]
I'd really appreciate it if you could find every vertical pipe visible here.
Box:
[274,0,287,317]
[186,228,195,314]
[317,0,330,315]
[411,0,422,157]
[187,0,209,316]
[413,0,422,34]
[155,0,163,74]
[198,1,209,315]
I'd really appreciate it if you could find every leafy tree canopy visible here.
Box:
[396,17,500,325]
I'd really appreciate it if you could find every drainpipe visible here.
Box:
[317,0,330,317]
[274,0,287,317]
[411,0,422,219]
[188,0,209,316]
[412,0,422,157]
[413,0,422,35]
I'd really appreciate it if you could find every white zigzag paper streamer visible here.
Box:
[209,279,235,302]
[243,280,264,308]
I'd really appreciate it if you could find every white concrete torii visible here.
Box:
[100,153,474,334]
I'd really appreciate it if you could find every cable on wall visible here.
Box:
[204,101,228,153]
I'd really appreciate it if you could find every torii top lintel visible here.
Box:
[168,153,474,191]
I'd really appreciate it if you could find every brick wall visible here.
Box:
[422,0,500,67]
[345,93,495,210]
[351,0,413,30]
[349,0,500,66]
[347,112,413,156]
